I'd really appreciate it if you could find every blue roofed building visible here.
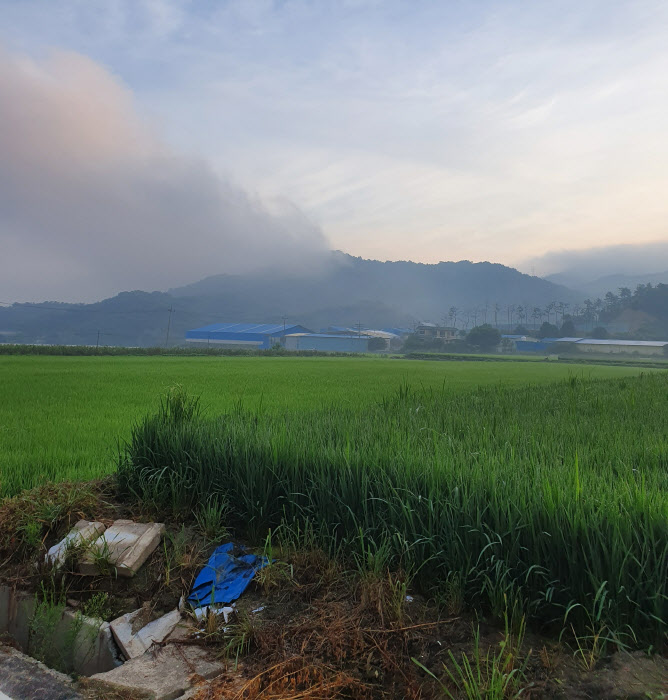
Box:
[185,322,311,349]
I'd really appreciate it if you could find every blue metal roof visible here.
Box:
[189,322,305,335]
[382,327,413,335]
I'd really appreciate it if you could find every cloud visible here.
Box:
[0,47,328,302]
[520,240,668,279]
[3,2,668,282]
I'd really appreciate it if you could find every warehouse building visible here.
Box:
[515,337,668,356]
[283,333,369,353]
[574,339,668,356]
[185,322,311,349]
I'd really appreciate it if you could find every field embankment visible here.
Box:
[119,374,668,646]
[0,355,649,496]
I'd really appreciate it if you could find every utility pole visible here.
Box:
[356,321,362,338]
[165,306,175,347]
[282,316,287,332]
[96,330,100,350]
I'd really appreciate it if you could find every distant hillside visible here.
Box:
[0,253,578,346]
[545,270,668,298]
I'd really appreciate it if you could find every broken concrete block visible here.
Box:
[51,610,124,676]
[45,520,106,569]
[80,520,165,577]
[0,643,82,700]
[88,645,225,700]
[110,608,184,660]
[0,586,122,677]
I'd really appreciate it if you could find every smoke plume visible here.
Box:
[0,47,328,302]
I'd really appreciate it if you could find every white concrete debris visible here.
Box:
[192,605,235,623]
[88,645,224,700]
[110,608,185,660]
[45,520,106,569]
[80,520,165,577]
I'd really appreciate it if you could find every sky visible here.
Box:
[1,0,668,301]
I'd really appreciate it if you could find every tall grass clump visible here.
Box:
[118,375,668,647]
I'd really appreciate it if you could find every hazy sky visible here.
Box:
[2,0,668,301]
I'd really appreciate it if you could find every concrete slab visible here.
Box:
[0,644,81,700]
[110,608,184,660]
[45,520,106,569]
[80,520,165,578]
[0,586,36,651]
[88,645,225,700]
[51,610,124,675]
[0,587,122,676]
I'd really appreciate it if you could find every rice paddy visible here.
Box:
[0,355,652,496]
[1,354,666,645]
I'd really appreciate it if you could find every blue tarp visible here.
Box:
[188,542,270,606]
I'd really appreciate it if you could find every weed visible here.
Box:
[219,610,260,668]
[443,571,465,616]
[194,496,230,542]
[82,592,112,621]
[29,582,66,668]
[85,537,116,577]
[17,516,43,552]
[414,613,531,699]
[253,530,292,595]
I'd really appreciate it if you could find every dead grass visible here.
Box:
[185,547,461,700]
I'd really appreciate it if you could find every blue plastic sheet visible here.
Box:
[188,542,270,606]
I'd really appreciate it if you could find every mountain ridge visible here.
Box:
[1,253,578,346]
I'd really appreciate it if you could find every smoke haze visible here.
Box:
[0,47,328,303]
[521,240,668,281]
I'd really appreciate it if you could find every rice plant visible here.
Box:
[118,373,668,646]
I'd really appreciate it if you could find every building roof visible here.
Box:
[360,329,398,339]
[325,326,356,333]
[285,333,368,340]
[382,327,413,335]
[188,322,306,335]
[542,337,667,347]
[576,339,668,347]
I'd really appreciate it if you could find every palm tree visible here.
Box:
[507,304,516,327]
[532,307,542,330]
[493,303,501,328]
[516,305,525,327]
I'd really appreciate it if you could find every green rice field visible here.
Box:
[0,355,654,497]
[1,354,667,644]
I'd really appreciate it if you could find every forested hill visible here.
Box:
[597,283,668,338]
[170,254,577,318]
[0,254,577,346]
